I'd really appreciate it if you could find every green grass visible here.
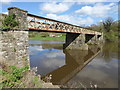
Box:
[1,65,29,88]
[0,65,43,88]
[29,34,66,41]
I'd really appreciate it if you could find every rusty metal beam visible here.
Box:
[27,13,102,35]
[28,13,88,29]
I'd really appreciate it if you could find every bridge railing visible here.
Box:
[27,13,101,35]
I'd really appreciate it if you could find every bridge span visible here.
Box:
[2,7,103,50]
[27,13,101,35]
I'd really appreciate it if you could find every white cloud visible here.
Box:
[64,0,119,2]
[46,13,94,26]
[77,17,94,25]
[0,0,15,4]
[29,46,44,55]
[42,2,117,26]
[46,51,64,58]
[75,3,117,18]
[42,51,65,68]
[75,0,108,5]
[41,2,73,13]
[42,58,65,68]
[46,14,71,22]
[110,3,118,15]
[78,0,107,2]
[0,0,119,3]
[2,12,8,14]
[0,3,2,13]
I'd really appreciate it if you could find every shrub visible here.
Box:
[1,13,19,31]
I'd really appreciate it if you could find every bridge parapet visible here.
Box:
[27,13,102,35]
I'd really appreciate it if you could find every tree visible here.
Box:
[88,23,103,32]
[1,13,19,30]
[102,17,114,32]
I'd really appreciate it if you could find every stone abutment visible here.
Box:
[0,31,29,68]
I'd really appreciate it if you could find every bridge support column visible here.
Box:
[98,33,104,43]
[86,34,98,44]
[63,33,88,50]
[0,31,30,68]
[8,7,28,30]
[86,34,103,44]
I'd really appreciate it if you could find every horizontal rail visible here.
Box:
[28,13,84,28]
[27,13,102,35]
[27,13,97,31]
[0,13,102,35]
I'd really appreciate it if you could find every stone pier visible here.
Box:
[0,31,29,68]
[86,34,104,44]
[63,32,103,50]
[63,33,88,50]
[0,7,29,68]
[8,7,28,30]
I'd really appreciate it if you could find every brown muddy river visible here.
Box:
[29,40,118,88]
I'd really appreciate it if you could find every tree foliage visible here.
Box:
[87,17,119,42]
[1,13,19,30]
[102,17,114,32]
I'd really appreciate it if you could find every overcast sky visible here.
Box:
[0,0,119,26]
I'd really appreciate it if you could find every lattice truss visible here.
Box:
[27,15,85,33]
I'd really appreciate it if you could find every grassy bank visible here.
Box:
[29,34,66,41]
[0,63,59,88]
[29,32,66,41]
[0,64,42,88]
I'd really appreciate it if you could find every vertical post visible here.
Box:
[6,7,30,69]
[8,7,28,30]
[63,33,88,50]
[87,34,97,44]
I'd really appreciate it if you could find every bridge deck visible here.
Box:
[27,13,102,35]
[1,12,102,35]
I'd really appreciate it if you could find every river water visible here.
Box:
[29,40,118,88]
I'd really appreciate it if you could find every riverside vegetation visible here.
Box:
[0,63,44,88]
[0,14,19,31]
[29,32,66,41]
[0,63,59,88]
[86,17,119,42]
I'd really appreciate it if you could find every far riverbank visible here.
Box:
[29,32,66,41]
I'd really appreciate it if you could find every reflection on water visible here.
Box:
[29,40,118,88]
[42,47,101,85]
[29,46,65,75]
